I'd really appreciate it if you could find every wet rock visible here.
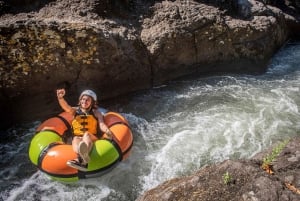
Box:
[137,137,300,201]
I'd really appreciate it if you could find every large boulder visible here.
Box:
[141,0,290,84]
[0,0,299,127]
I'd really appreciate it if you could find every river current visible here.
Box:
[1,41,300,201]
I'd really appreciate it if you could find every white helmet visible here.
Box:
[79,90,97,102]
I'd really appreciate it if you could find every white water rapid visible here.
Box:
[1,41,300,201]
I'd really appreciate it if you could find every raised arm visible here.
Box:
[56,88,76,115]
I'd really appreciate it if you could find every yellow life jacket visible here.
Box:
[71,109,98,136]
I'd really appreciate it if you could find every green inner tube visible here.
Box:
[28,130,62,166]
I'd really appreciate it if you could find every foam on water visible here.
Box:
[138,45,300,190]
[4,172,113,201]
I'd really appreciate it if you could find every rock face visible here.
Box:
[141,0,289,84]
[137,136,300,201]
[0,0,300,127]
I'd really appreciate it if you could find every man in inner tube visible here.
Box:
[56,88,113,171]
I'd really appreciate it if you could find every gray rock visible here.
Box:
[0,0,299,127]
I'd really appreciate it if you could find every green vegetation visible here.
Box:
[262,139,289,169]
[222,171,232,185]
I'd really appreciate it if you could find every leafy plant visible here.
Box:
[222,171,232,185]
[262,139,289,174]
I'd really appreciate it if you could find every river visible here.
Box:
[1,41,300,201]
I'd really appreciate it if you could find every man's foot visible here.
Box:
[78,141,90,163]
[66,159,88,172]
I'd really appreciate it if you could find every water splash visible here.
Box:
[137,43,300,191]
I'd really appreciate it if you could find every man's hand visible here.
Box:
[106,128,113,140]
[57,89,65,99]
